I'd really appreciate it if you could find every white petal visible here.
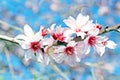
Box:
[85,46,90,55]
[63,16,77,29]
[39,25,44,33]
[94,45,105,56]
[36,52,43,63]
[24,50,34,61]
[75,53,81,62]
[54,46,65,53]
[32,32,43,41]
[106,40,117,49]
[20,42,30,49]
[51,53,65,63]
[88,28,99,36]
[41,38,54,46]
[24,24,34,37]
[81,20,94,31]
[50,24,56,31]
[43,54,50,65]
[77,14,89,26]
[64,29,75,37]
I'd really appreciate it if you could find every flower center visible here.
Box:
[88,36,96,46]
[64,46,75,55]
[101,41,107,45]
[96,25,102,30]
[52,33,65,41]
[30,41,40,52]
[75,29,81,32]
[42,29,49,36]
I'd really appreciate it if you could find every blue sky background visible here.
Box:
[0,0,120,80]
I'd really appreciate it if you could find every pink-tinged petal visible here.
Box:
[75,41,86,58]
[106,40,117,49]
[64,55,77,66]
[51,53,65,63]
[54,46,65,53]
[24,24,34,37]
[94,45,105,56]
[24,50,34,61]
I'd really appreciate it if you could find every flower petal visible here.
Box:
[32,32,43,41]
[24,24,34,37]
[63,16,77,29]
[106,40,117,49]
[24,50,34,61]
[52,53,65,63]
[94,45,105,56]
[15,34,28,41]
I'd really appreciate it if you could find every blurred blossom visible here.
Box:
[50,3,61,12]
[103,63,114,73]
[115,2,120,15]
[15,15,25,25]
[98,6,110,16]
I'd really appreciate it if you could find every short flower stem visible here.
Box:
[4,48,15,80]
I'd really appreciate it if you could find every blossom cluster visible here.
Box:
[15,13,117,66]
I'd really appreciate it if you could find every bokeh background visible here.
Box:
[0,0,120,80]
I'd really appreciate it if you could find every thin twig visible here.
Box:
[99,24,120,35]
[4,48,15,80]
[50,63,69,80]
[0,35,19,44]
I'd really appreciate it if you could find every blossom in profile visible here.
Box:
[63,13,95,39]
[84,35,117,56]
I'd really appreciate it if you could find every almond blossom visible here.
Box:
[15,24,44,62]
[13,13,117,66]
[84,35,117,56]
[63,13,95,39]
[49,24,72,42]
[50,41,84,66]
